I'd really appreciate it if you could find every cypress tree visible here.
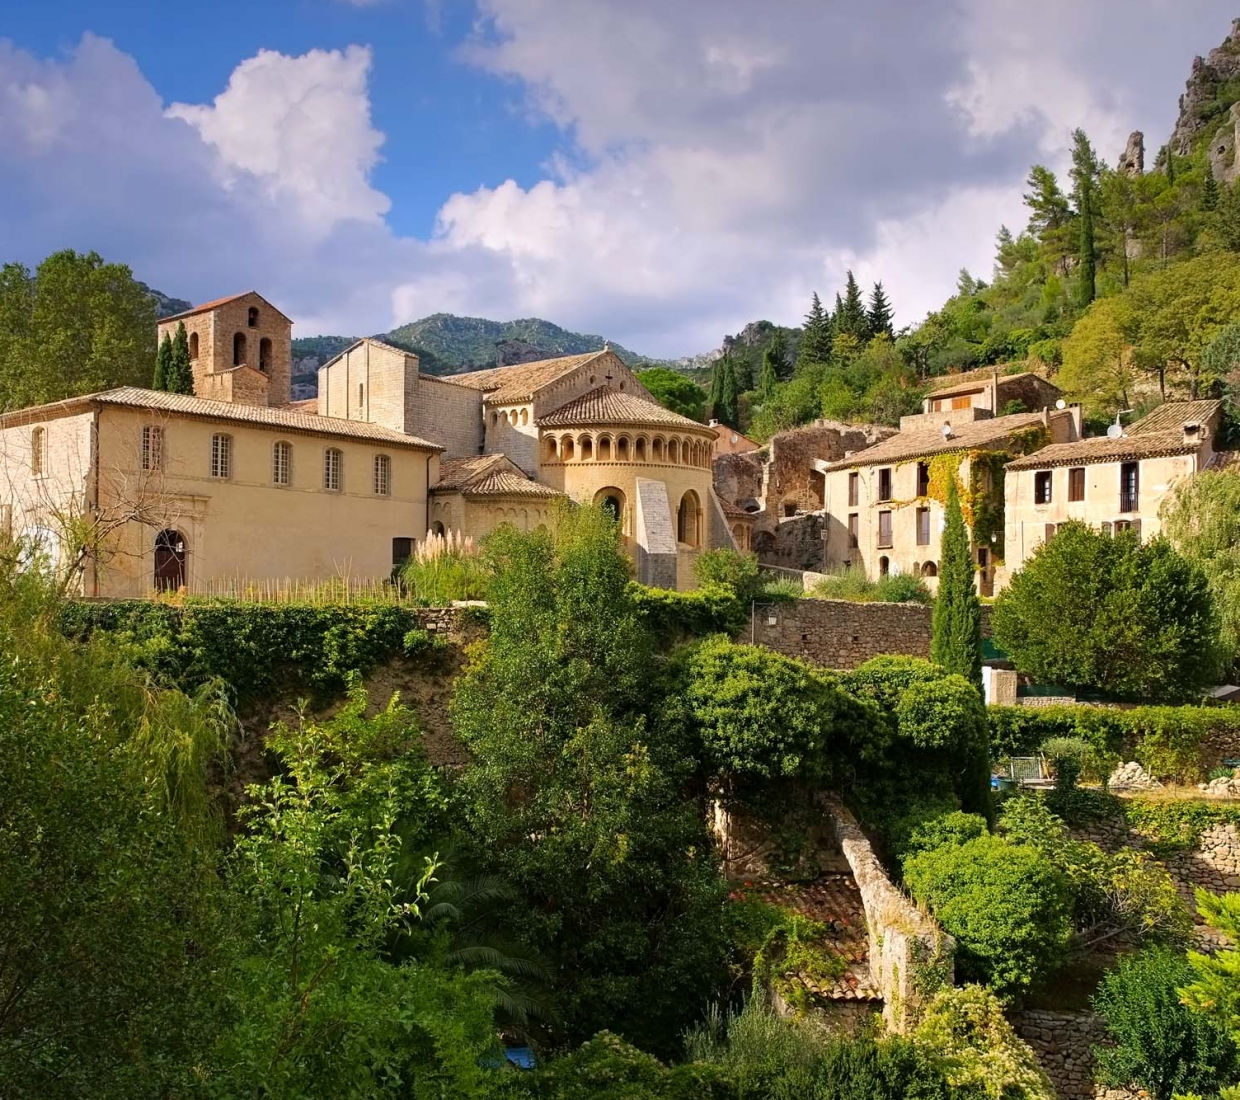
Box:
[759,349,778,401]
[867,281,894,339]
[837,272,869,339]
[1070,129,1100,308]
[1204,174,1221,212]
[767,329,790,382]
[169,322,194,395]
[153,333,172,391]
[734,353,754,394]
[931,478,983,688]
[717,355,739,427]
[707,357,724,419]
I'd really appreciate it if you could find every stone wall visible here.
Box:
[1011,1010,1139,1100]
[748,597,932,669]
[822,796,954,1033]
[409,605,468,635]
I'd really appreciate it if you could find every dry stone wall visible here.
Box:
[749,598,932,669]
[822,796,954,1033]
[1011,1010,1140,1100]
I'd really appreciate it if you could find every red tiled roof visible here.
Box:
[537,386,711,431]
[443,351,610,403]
[159,291,292,323]
[432,454,561,498]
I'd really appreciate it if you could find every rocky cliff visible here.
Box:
[1169,16,1240,182]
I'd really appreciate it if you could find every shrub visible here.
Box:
[1093,946,1239,1100]
[400,529,489,604]
[680,636,871,784]
[693,548,763,601]
[808,567,931,604]
[894,675,992,819]
[904,811,989,857]
[903,833,1072,1000]
[991,523,1221,702]
[1041,736,1092,789]
[630,582,746,643]
[872,572,934,604]
[913,985,1054,1100]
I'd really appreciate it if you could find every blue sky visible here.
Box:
[0,1,1232,355]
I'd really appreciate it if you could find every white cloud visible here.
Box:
[166,46,388,231]
[0,5,1234,360]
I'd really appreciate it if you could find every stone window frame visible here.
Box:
[373,453,392,497]
[210,433,233,480]
[272,440,293,487]
[915,506,931,546]
[1068,466,1085,502]
[323,447,344,492]
[877,509,893,549]
[1034,469,1053,505]
[877,467,893,502]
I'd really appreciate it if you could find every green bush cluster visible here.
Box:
[630,582,746,644]
[807,567,932,605]
[987,703,1240,782]
[56,599,438,703]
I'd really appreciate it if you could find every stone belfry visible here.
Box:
[155,291,292,407]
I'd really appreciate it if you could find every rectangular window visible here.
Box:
[1120,462,1139,513]
[323,448,343,491]
[1068,466,1085,502]
[951,395,972,410]
[916,462,930,497]
[142,425,163,472]
[848,471,859,507]
[878,467,893,502]
[210,434,231,479]
[878,510,893,548]
[30,426,46,477]
[848,513,859,549]
[272,441,291,486]
[916,507,930,546]
[1034,470,1052,504]
[392,537,413,566]
[373,454,391,496]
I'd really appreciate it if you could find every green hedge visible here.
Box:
[988,704,1240,782]
[57,600,438,703]
[630,583,745,645]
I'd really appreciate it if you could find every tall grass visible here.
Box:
[400,530,490,605]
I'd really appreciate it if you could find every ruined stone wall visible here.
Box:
[823,796,954,1033]
[748,598,932,669]
[713,450,764,509]
[1011,1010,1139,1100]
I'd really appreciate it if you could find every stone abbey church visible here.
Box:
[0,292,728,597]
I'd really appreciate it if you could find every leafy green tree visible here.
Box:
[0,250,157,409]
[903,831,1072,1000]
[1183,890,1240,1049]
[1093,946,1239,1100]
[637,367,707,421]
[931,478,982,688]
[1023,164,1075,268]
[868,281,895,339]
[153,331,172,390]
[451,505,728,1053]
[1070,130,1100,307]
[837,272,870,341]
[168,320,194,394]
[692,547,762,601]
[1162,468,1240,670]
[210,688,501,1098]
[733,352,754,394]
[1059,295,1136,415]
[991,523,1221,702]
[0,575,224,1099]
[798,292,834,367]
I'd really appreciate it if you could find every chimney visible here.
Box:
[991,369,1000,415]
[1183,421,1204,446]
[1069,402,1083,440]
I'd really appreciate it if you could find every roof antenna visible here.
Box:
[1106,409,1133,440]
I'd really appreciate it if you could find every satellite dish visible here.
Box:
[1055,398,1067,410]
[1106,423,1123,439]
[941,422,953,439]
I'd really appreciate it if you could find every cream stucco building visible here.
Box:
[0,291,733,595]
[818,377,1079,595]
[998,400,1223,586]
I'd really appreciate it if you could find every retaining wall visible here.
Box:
[822,796,954,1033]
[748,598,933,669]
[1011,1010,1139,1100]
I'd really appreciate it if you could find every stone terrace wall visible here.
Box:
[749,598,932,669]
[1011,1010,1139,1100]
[410,605,469,635]
[822,796,954,1033]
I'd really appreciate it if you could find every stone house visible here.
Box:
[998,399,1222,587]
[1,292,734,595]
[819,403,1080,595]
[923,368,1063,419]
[710,420,760,456]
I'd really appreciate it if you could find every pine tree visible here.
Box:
[153,333,172,391]
[767,329,790,382]
[1070,129,1100,308]
[733,354,754,394]
[1204,173,1221,212]
[836,272,869,340]
[867,281,894,339]
[797,293,833,367]
[931,478,983,688]
[169,322,194,395]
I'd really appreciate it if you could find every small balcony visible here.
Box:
[1119,490,1138,514]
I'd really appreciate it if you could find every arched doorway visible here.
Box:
[677,490,701,546]
[154,529,187,591]
[593,486,626,533]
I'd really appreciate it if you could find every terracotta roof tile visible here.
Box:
[159,291,291,324]
[2,387,442,450]
[432,453,562,499]
[443,351,609,402]
[1006,431,1199,469]
[826,410,1064,469]
[1126,399,1222,435]
[536,386,711,431]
